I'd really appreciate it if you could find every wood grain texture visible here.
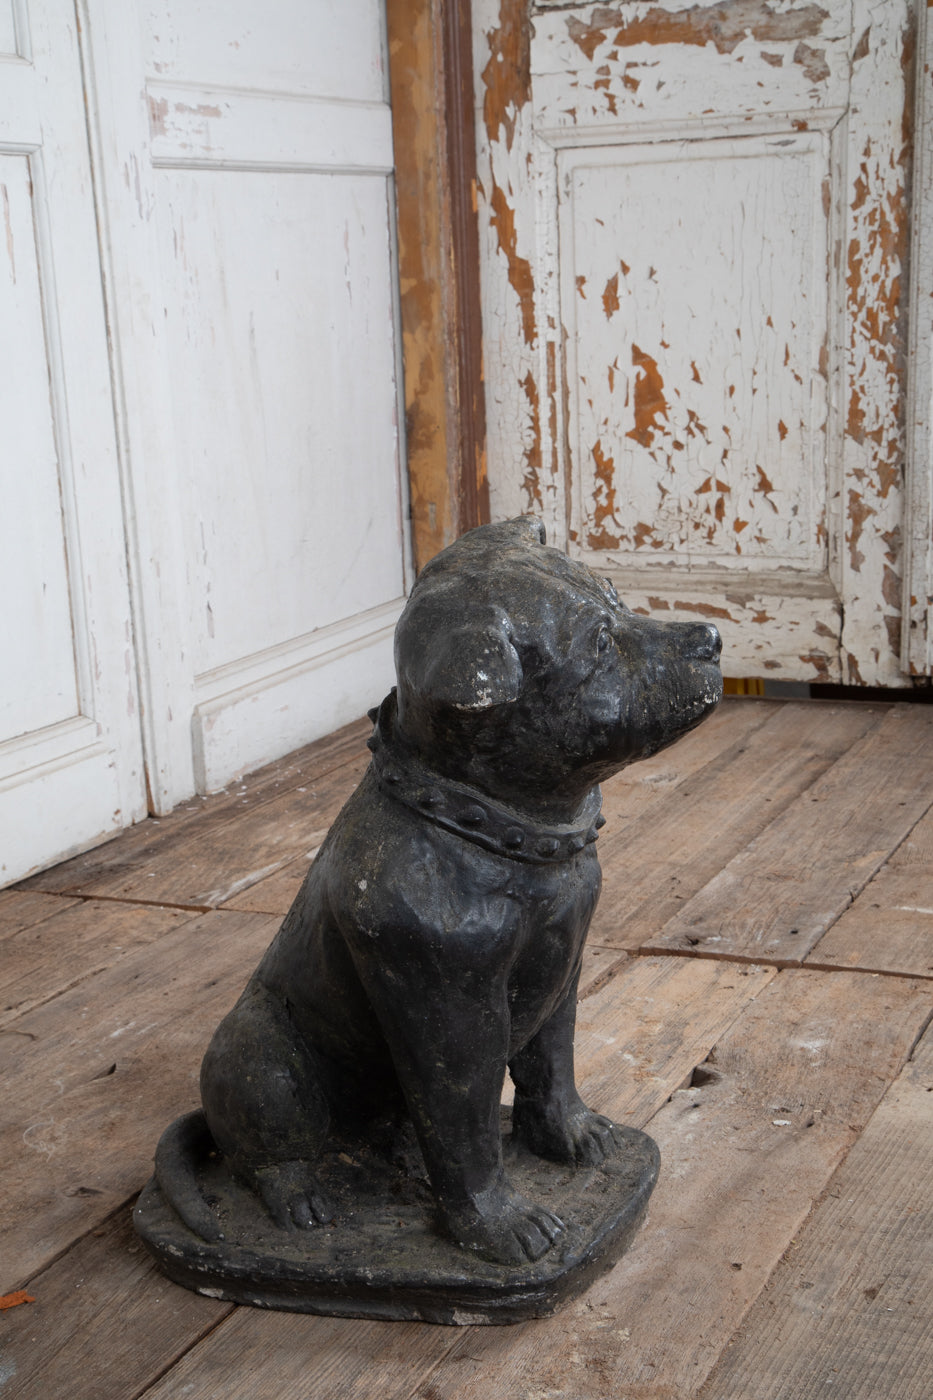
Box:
[473,0,916,687]
[650,705,933,963]
[18,753,369,910]
[807,802,933,978]
[0,899,193,1028]
[0,910,278,1285]
[0,1208,233,1400]
[699,1020,933,1400]
[392,970,933,1400]
[0,891,81,940]
[116,954,776,1398]
[17,716,370,898]
[224,700,776,916]
[590,700,885,950]
[386,0,488,571]
[6,696,933,1396]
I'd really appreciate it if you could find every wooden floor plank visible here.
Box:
[137,1299,463,1400]
[378,970,932,1400]
[0,910,279,1286]
[220,843,325,916]
[648,705,933,965]
[129,955,775,1398]
[221,702,780,919]
[699,1018,933,1400]
[588,701,884,951]
[17,755,368,911]
[598,696,781,829]
[0,1207,234,1400]
[6,697,931,1399]
[806,870,933,979]
[16,717,370,900]
[807,803,933,978]
[0,899,195,1029]
[0,891,81,940]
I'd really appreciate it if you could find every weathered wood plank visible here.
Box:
[220,849,322,916]
[0,1208,234,1400]
[590,701,884,950]
[130,956,776,1398]
[389,970,933,1400]
[0,891,81,940]
[16,716,370,900]
[650,705,933,964]
[598,696,781,829]
[16,754,369,911]
[222,702,778,918]
[806,870,933,979]
[700,1020,933,1400]
[0,899,194,1028]
[138,1295,462,1400]
[0,910,279,1285]
[807,803,933,978]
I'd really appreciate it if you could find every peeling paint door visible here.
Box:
[84,0,410,811]
[472,0,916,685]
[0,0,147,882]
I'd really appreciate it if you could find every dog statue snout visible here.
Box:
[696,623,722,661]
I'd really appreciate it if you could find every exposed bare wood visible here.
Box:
[18,717,371,900]
[393,970,932,1400]
[0,1210,234,1400]
[807,803,933,978]
[19,754,369,910]
[0,910,279,1285]
[96,956,777,1399]
[473,0,918,686]
[0,891,81,940]
[4,698,933,1395]
[0,899,193,1028]
[386,0,488,572]
[649,705,933,963]
[699,1022,933,1399]
[591,700,885,949]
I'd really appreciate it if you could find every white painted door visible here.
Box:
[0,0,146,882]
[83,0,410,811]
[472,0,917,687]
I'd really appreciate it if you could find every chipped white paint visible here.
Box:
[473,0,919,684]
[80,0,410,811]
[902,0,933,676]
[2,1,408,883]
[0,0,146,883]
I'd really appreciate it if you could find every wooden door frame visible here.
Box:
[903,0,933,677]
[386,0,489,573]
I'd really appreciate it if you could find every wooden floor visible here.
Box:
[2,697,933,1399]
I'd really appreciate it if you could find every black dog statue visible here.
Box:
[136,516,722,1322]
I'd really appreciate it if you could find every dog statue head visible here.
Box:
[393,517,722,813]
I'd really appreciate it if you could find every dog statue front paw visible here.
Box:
[249,1160,335,1233]
[445,1182,565,1265]
[513,1094,627,1168]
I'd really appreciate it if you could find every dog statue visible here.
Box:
[139,516,722,1316]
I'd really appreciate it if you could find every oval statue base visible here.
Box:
[134,1111,659,1326]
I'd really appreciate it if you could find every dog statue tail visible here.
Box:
[153,1109,225,1242]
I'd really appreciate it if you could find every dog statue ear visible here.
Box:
[508,515,547,547]
[400,622,523,712]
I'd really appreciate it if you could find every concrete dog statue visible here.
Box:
[148,516,722,1280]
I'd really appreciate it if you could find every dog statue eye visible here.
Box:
[596,626,612,654]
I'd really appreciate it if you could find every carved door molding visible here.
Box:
[471,0,925,686]
[0,0,146,882]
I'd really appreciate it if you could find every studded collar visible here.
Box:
[366,693,604,865]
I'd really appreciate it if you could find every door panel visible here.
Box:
[85,0,409,806]
[472,0,914,685]
[0,0,145,882]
